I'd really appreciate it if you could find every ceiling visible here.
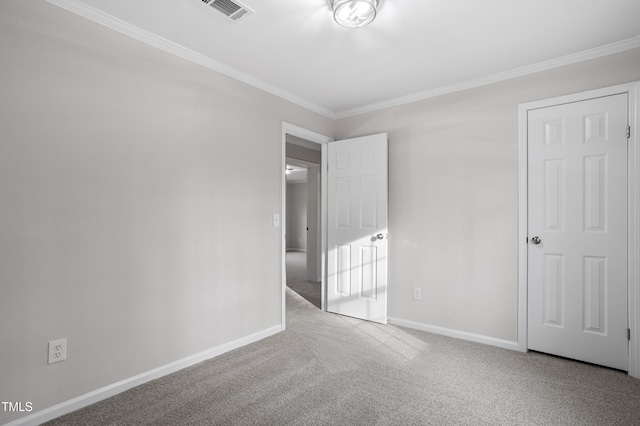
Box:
[286,165,308,183]
[49,0,640,118]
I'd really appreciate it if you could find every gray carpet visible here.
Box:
[45,289,640,425]
[286,250,321,309]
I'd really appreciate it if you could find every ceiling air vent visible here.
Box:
[201,0,254,21]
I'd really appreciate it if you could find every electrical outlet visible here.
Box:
[413,287,422,300]
[273,213,280,227]
[48,338,67,364]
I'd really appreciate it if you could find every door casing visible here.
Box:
[517,82,640,378]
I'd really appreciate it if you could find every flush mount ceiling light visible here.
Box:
[332,0,378,28]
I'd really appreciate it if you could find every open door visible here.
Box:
[327,133,388,323]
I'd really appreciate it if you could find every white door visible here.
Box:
[527,94,628,370]
[327,133,388,323]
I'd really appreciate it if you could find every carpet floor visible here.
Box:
[285,251,321,309]
[45,272,640,425]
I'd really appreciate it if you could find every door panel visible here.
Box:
[327,133,388,323]
[528,94,628,370]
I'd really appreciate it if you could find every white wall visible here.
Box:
[336,48,640,343]
[286,182,308,251]
[0,1,333,423]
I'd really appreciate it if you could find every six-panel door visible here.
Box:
[527,94,628,370]
[327,133,388,323]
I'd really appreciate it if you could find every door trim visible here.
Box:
[517,82,640,378]
[281,123,332,330]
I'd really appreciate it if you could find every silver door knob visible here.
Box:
[376,233,384,240]
[531,236,542,245]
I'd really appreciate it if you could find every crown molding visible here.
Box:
[45,0,338,120]
[334,35,640,119]
[44,0,639,121]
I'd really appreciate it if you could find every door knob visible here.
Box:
[531,236,542,245]
[376,233,384,240]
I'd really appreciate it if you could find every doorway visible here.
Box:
[280,124,391,327]
[285,157,320,308]
[280,123,332,329]
[517,82,640,378]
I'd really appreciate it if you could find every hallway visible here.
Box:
[285,251,321,309]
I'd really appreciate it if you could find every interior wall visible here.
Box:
[286,143,322,164]
[286,182,308,251]
[335,48,640,342]
[0,1,334,423]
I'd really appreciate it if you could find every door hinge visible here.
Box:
[628,126,631,139]
[629,328,632,341]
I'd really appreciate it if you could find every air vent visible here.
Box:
[201,0,254,21]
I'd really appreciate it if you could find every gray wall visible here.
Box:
[286,183,308,251]
[0,1,333,423]
[286,143,322,164]
[336,48,640,342]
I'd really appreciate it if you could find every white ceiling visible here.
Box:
[49,0,640,118]
[286,165,308,183]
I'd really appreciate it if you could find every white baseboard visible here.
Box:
[5,325,282,426]
[388,317,522,352]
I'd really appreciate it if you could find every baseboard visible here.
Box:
[388,317,522,352]
[4,325,282,426]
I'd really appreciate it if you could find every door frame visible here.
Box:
[517,82,640,378]
[281,122,333,330]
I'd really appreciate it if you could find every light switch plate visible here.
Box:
[413,287,422,301]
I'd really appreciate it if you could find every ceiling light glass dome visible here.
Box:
[332,0,378,28]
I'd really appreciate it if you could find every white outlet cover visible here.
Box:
[48,338,67,364]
